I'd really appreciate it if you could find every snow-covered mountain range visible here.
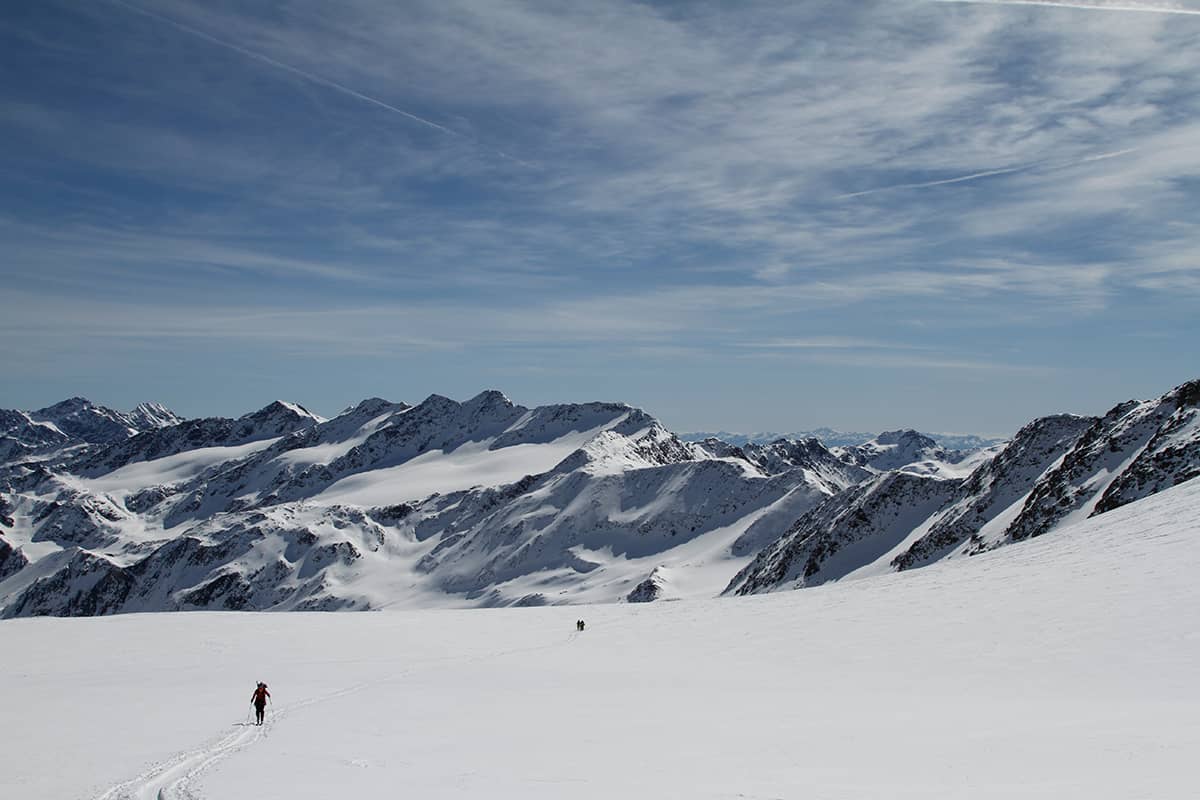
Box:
[728,380,1199,594]
[683,428,1004,450]
[0,397,183,462]
[1,379,1196,617]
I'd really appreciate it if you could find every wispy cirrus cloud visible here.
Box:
[3,0,1198,430]
[933,0,1200,15]
[837,148,1138,199]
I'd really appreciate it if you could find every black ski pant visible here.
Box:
[255,703,266,725]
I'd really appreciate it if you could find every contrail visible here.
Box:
[933,0,1200,15]
[838,148,1138,200]
[838,164,1030,199]
[103,0,532,166]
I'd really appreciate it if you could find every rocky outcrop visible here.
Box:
[729,379,1200,596]
[727,472,961,594]
[998,381,1200,547]
[627,566,671,603]
[3,550,135,618]
[0,534,28,580]
[891,413,1095,569]
[1092,379,1200,515]
[30,490,128,550]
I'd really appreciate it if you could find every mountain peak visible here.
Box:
[127,402,184,429]
[1168,377,1200,409]
[873,429,936,447]
[244,400,321,421]
[355,397,399,413]
[418,393,457,408]
[466,389,512,406]
[462,390,517,418]
[34,397,95,416]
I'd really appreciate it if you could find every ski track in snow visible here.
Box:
[91,682,369,800]
[89,634,582,800]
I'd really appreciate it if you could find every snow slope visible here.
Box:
[1,390,865,614]
[2,380,1195,616]
[1,478,1196,799]
[313,423,620,506]
[730,381,1200,595]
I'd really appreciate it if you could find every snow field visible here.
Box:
[312,416,632,507]
[1,478,1197,799]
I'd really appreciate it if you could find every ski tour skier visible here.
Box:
[251,682,271,726]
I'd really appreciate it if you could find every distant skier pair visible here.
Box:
[250,682,271,726]
[575,619,586,632]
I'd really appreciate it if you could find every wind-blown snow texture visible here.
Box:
[2,477,1198,799]
[0,380,1197,615]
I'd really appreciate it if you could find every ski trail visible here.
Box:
[90,723,255,800]
[89,632,580,799]
[91,682,371,800]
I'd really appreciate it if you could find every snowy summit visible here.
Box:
[1,379,1196,615]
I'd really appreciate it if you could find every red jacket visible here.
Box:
[252,686,270,705]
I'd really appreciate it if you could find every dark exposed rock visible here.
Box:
[125,485,179,514]
[0,534,28,580]
[3,550,135,618]
[892,414,1094,570]
[627,569,667,603]
[999,383,1198,546]
[728,472,961,595]
[1092,379,1200,515]
[30,491,125,550]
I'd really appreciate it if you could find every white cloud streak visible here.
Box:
[933,0,1200,15]
[838,164,1033,199]
[839,148,1139,199]
[101,0,533,168]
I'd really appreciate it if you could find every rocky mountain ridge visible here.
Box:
[728,379,1199,595]
[1,380,1196,617]
[683,428,1005,450]
[0,398,184,462]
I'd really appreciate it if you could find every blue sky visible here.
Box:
[2,0,1198,436]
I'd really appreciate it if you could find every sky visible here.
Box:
[2,0,1198,437]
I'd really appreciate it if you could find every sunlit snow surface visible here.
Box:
[1,478,1196,799]
[78,439,282,496]
[314,425,614,506]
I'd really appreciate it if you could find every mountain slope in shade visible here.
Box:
[726,471,962,594]
[1093,379,1200,513]
[891,413,1096,570]
[0,398,184,461]
[0,410,71,461]
[69,400,322,479]
[993,378,1200,548]
[31,397,184,445]
[729,379,1199,595]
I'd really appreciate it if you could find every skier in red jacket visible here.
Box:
[251,682,271,726]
